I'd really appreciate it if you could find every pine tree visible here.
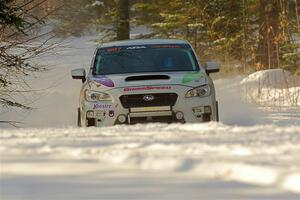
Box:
[117,0,130,40]
[49,0,300,73]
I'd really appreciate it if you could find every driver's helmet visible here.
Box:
[163,57,175,68]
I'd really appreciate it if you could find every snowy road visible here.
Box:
[1,36,300,200]
[1,123,300,199]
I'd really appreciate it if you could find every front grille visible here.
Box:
[129,116,174,124]
[120,93,178,108]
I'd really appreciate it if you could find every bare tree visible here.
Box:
[257,0,280,70]
[0,0,56,123]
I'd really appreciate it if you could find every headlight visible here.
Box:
[185,85,211,98]
[85,90,112,102]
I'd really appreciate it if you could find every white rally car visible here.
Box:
[71,39,220,127]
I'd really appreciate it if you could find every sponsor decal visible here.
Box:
[126,46,147,50]
[182,72,205,84]
[151,45,181,49]
[93,78,115,87]
[93,104,112,110]
[109,110,115,117]
[124,86,171,92]
[107,47,121,53]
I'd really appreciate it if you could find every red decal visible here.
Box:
[124,86,171,92]
[109,110,115,117]
[107,47,121,53]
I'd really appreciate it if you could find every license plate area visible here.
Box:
[130,106,171,113]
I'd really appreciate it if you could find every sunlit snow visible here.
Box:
[1,36,300,200]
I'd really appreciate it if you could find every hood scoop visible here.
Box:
[125,75,170,82]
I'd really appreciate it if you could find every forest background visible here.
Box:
[1,0,300,111]
[49,0,300,75]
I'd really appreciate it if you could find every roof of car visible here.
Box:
[99,39,189,48]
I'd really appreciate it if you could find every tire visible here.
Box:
[216,101,219,122]
[86,118,95,127]
[77,108,81,127]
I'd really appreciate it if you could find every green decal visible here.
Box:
[182,72,205,84]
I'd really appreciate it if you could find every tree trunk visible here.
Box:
[257,0,280,70]
[117,0,130,40]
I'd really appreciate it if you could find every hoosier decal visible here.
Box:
[93,104,112,109]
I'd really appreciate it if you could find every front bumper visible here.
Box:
[80,85,217,126]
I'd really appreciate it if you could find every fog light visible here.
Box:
[193,107,203,113]
[118,115,126,123]
[202,113,211,122]
[86,110,94,118]
[175,112,184,120]
[204,106,212,113]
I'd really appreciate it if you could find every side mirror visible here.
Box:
[205,62,220,74]
[71,68,86,83]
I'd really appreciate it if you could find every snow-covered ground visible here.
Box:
[1,36,300,200]
[1,123,300,200]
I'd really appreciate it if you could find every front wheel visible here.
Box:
[77,108,81,127]
[216,101,219,122]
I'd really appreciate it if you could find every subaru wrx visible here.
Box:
[71,39,220,127]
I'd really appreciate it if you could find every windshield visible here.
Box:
[93,44,199,75]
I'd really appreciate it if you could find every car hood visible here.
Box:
[87,71,208,91]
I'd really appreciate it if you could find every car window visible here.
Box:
[93,44,199,75]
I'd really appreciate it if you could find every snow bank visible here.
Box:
[241,69,293,88]
[241,69,300,106]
